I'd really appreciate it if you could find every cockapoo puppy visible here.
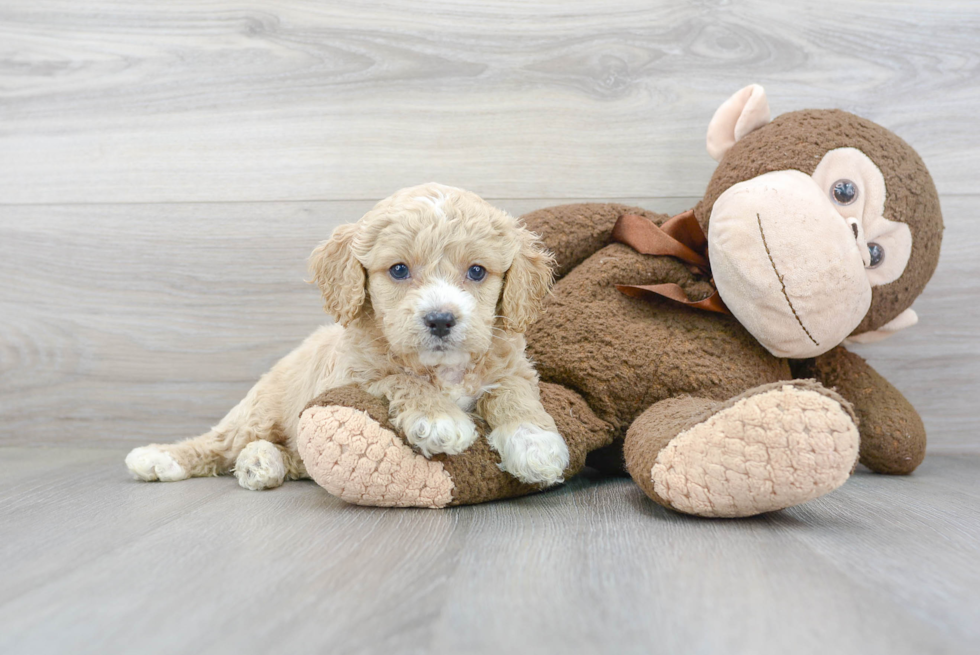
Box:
[126,183,570,490]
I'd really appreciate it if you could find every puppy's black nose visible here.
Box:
[424,312,456,338]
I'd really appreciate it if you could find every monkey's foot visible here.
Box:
[629,381,860,518]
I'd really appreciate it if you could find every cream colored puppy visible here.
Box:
[125,183,569,491]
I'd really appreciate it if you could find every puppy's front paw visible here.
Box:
[401,412,478,457]
[489,424,569,486]
[125,446,188,482]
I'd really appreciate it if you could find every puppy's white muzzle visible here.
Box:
[414,279,476,363]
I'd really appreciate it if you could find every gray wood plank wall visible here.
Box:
[1,1,978,452]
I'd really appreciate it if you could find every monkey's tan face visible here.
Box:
[709,147,913,358]
[362,218,509,368]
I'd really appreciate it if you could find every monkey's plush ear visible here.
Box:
[309,223,367,327]
[706,84,771,162]
[844,308,919,345]
[500,228,556,333]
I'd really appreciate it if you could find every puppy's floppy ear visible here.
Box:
[309,223,367,326]
[500,228,556,333]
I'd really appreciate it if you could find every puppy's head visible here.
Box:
[310,183,554,367]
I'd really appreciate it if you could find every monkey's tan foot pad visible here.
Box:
[297,405,455,508]
[653,384,860,518]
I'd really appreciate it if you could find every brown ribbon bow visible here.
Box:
[611,210,730,314]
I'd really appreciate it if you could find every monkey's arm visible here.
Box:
[296,383,615,507]
[792,346,926,474]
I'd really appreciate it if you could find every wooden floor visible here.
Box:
[0,449,978,655]
[2,1,980,653]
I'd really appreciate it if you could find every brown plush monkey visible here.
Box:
[298,84,943,517]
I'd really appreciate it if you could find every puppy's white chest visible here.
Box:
[434,366,487,412]
[453,391,478,412]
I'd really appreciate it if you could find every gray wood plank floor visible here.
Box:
[2,1,979,653]
[0,449,978,655]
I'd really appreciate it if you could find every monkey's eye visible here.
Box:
[467,265,487,282]
[389,263,410,280]
[831,179,858,205]
[867,243,884,268]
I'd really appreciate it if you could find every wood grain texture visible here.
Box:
[2,4,978,654]
[0,448,977,655]
[1,195,976,451]
[1,0,979,203]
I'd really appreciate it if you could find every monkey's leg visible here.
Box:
[624,380,860,518]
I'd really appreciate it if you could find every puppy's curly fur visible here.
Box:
[125,183,569,490]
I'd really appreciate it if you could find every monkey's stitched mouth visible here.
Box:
[755,213,820,348]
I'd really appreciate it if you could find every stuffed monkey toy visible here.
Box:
[297,84,943,517]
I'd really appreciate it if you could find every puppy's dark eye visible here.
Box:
[467,265,487,282]
[867,242,884,268]
[389,263,410,280]
[832,179,858,205]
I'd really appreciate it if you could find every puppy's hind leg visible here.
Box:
[125,391,280,484]
[125,427,241,484]
[126,324,338,486]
